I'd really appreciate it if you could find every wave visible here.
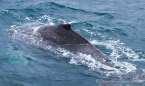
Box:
[49,2,114,19]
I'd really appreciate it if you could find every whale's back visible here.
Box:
[37,24,89,44]
[37,24,109,62]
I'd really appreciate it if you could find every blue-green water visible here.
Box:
[0,0,145,86]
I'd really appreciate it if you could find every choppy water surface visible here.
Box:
[0,0,145,86]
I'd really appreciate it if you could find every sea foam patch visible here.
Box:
[90,40,139,60]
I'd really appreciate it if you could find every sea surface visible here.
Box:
[0,0,145,86]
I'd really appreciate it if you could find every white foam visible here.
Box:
[31,26,41,33]
[68,20,77,24]
[115,61,136,73]
[67,52,120,75]
[82,29,96,36]
[25,17,31,20]
[47,45,138,76]
[37,15,52,22]
[91,40,139,60]
[36,15,76,25]
[47,47,120,75]
[90,40,139,74]
[39,43,117,75]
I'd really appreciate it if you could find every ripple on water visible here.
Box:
[112,28,128,36]
[49,2,114,19]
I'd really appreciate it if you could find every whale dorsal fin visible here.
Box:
[62,24,71,30]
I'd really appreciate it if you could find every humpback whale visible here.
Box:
[36,24,145,85]
[37,24,111,63]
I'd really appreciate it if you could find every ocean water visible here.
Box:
[0,0,145,86]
